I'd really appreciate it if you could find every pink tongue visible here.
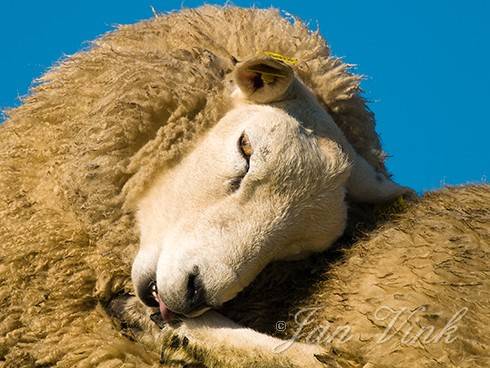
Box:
[155,293,174,323]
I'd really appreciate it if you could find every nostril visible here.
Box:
[187,273,199,297]
[138,279,159,308]
[186,266,199,297]
[186,265,204,309]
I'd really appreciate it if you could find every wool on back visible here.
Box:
[0,6,399,367]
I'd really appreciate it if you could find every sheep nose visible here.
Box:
[184,265,206,313]
[137,279,159,308]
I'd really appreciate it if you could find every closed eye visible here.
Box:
[230,132,253,192]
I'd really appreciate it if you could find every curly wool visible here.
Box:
[1,5,487,368]
[1,6,383,366]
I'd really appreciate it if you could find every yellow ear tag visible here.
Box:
[263,51,298,66]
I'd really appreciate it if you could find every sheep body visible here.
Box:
[1,6,487,367]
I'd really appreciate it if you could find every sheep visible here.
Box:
[0,5,487,368]
[114,185,489,368]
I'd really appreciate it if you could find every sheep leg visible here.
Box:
[174,310,328,367]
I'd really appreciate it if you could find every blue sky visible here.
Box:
[1,0,488,192]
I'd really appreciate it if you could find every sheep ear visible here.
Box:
[232,56,294,103]
[347,152,415,203]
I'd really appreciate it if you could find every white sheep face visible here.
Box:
[131,57,409,319]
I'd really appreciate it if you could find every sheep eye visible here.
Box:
[230,132,253,192]
[239,132,253,161]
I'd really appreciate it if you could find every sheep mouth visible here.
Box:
[148,281,211,327]
[149,281,175,324]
